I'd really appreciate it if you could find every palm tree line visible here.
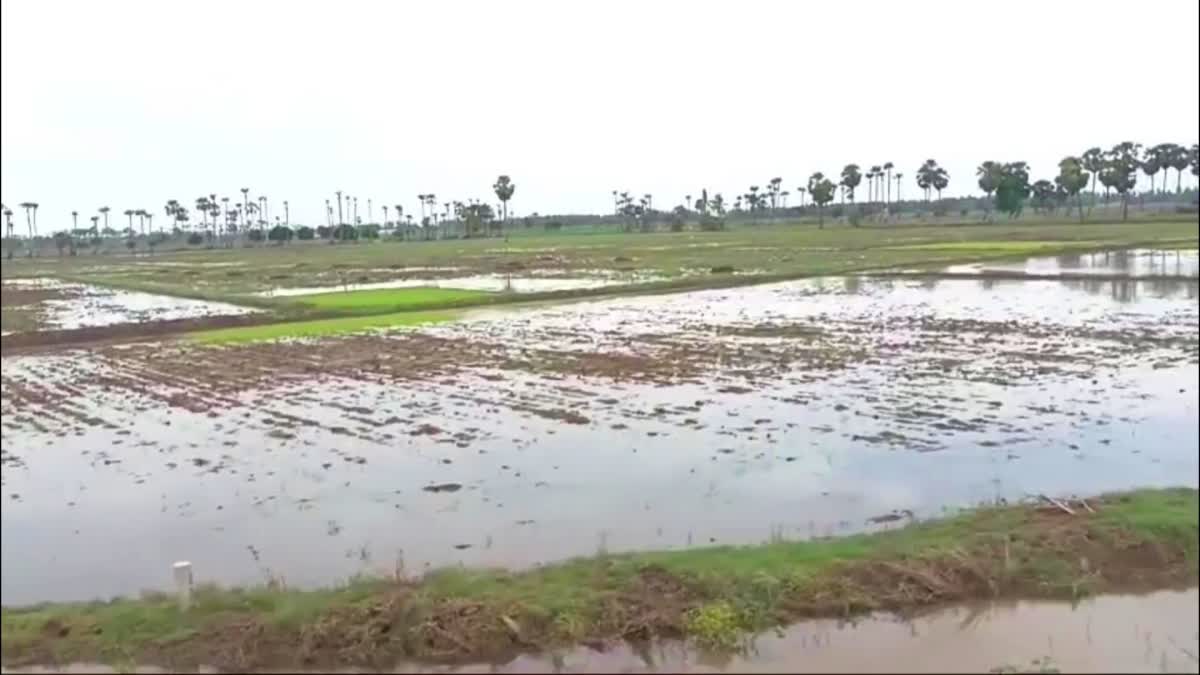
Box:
[5,141,1198,257]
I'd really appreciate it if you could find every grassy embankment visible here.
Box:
[2,488,1196,670]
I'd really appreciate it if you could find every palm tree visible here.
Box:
[194,197,209,235]
[839,164,862,206]
[1104,143,1141,221]
[1166,143,1191,193]
[794,187,806,208]
[807,173,837,229]
[1191,143,1199,181]
[394,204,404,238]
[3,207,13,243]
[352,196,358,225]
[1056,156,1090,223]
[71,210,79,231]
[99,206,111,234]
[89,215,99,239]
[335,190,345,229]
[867,165,882,206]
[1080,147,1105,215]
[976,161,1003,220]
[894,172,904,206]
[240,187,250,228]
[493,175,516,232]
[767,177,783,213]
[18,203,39,255]
[883,161,895,213]
[1142,145,1164,194]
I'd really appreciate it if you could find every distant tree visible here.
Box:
[268,224,294,244]
[18,202,38,255]
[53,231,71,256]
[1141,145,1165,194]
[993,162,1030,219]
[1080,147,1104,215]
[247,228,265,243]
[1190,143,1199,179]
[839,164,862,206]
[187,232,204,246]
[296,226,315,241]
[767,177,783,213]
[916,160,947,204]
[492,175,516,231]
[883,161,894,212]
[867,165,882,206]
[1166,143,1191,193]
[807,172,837,229]
[1056,156,1090,222]
[240,187,251,233]
[98,205,111,233]
[1103,142,1141,220]
[3,208,13,259]
[1029,179,1056,214]
[976,161,1003,220]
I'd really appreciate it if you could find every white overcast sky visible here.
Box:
[2,0,1198,228]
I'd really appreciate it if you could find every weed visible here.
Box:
[686,602,743,650]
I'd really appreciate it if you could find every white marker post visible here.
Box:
[173,561,194,611]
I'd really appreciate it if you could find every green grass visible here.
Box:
[289,286,492,314]
[3,488,1195,670]
[191,309,458,344]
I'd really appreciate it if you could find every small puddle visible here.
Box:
[2,588,1195,673]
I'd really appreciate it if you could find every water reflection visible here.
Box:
[944,248,1200,280]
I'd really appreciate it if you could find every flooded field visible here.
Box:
[2,253,1197,605]
[0,278,258,334]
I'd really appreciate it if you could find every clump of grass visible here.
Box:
[686,602,743,650]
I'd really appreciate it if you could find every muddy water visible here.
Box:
[2,269,1198,604]
[3,589,1196,673]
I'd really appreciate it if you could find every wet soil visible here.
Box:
[3,271,1197,604]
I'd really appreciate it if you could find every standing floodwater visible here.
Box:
[2,268,1198,604]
